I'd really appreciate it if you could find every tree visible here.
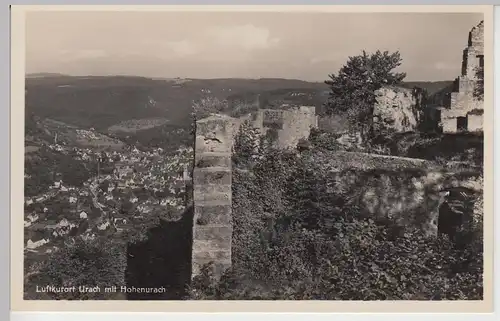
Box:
[324,50,406,136]
[232,120,262,168]
[27,238,126,300]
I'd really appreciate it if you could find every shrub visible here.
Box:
[308,128,342,151]
[473,65,484,100]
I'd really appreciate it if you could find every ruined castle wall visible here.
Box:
[373,86,420,133]
[260,106,317,149]
[192,115,237,278]
[279,106,318,148]
[467,113,483,132]
[442,117,458,133]
[442,20,484,133]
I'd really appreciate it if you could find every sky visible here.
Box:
[25,11,483,82]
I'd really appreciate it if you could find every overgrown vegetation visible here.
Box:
[474,65,484,100]
[190,129,483,300]
[324,50,406,136]
[25,237,127,300]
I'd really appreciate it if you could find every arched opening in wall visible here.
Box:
[437,187,475,240]
[125,205,194,300]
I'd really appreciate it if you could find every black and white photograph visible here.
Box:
[19,7,489,304]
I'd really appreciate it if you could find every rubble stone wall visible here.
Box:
[441,20,484,133]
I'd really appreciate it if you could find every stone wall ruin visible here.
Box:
[440,20,484,133]
[372,86,423,133]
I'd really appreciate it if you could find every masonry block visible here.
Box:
[193,191,232,203]
[193,168,231,186]
[195,154,232,168]
[442,118,457,133]
[195,204,232,225]
[192,250,232,262]
[194,225,232,242]
[194,184,231,195]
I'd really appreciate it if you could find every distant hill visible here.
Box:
[401,80,455,107]
[26,73,69,78]
[25,75,455,152]
[25,113,125,151]
[402,80,454,95]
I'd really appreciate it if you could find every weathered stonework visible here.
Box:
[192,114,236,279]
[236,105,318,149]
[192,106,317,279]
[441,20,484,133]
[372,86,422,133]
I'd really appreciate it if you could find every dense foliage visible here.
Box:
[324,50,406,135]
[26,237,127,300]
[474,65,484,100]
[190,126,484,300]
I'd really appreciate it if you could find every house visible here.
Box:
[97,221,110,231]
[79,211,88,219]
[115,162,134,178]
[69,196,77,204]
[26,238,49,250]
[26,213,39,224]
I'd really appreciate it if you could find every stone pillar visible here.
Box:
[192,115,235,279]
